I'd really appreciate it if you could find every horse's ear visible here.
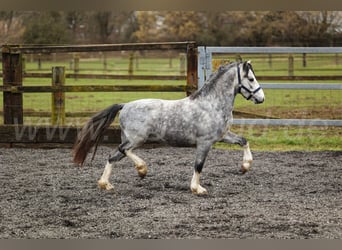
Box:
[242,61,249,72]
[246,60,256,76]
[243,60,254,75]
[243,60,251,67]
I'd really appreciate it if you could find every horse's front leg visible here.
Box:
[241,142,253,174]
[221,131,253,174]
[190,143,212,195]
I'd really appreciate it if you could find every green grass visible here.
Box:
[234,88,342,119]
[23,56,185,76]
[214,125,342,151]
[1,54,342,151]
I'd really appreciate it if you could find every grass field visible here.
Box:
[215,125,342,151]
[1,52,341,151]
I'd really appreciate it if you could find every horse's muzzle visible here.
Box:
[254,97,265,104]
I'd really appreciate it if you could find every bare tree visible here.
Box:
[0,11,26,44]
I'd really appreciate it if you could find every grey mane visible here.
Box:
[190,61,239,100]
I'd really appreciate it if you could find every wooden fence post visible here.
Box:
[288,54,294,77]
[51,66,65,125]
[128,52,134,78]
[38,53,42,70]
[168,51,173,68]
[302,53,307,67]
[2,45,23,124]
[135,53,139,70]
[74,53,79,80]
[186,43,198,96]
[179,53,186,75]
[268,54,272,68]
[102,52,107,71]
[22,55,26,74]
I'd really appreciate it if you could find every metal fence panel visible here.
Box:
[198,47,342,126]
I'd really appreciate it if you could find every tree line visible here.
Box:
[1,11,342,46]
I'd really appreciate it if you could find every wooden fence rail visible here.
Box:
[22,73,187,81]
[1,42,197,126]
[0,84,191,93]
[5,42,195,54]
[0,125,121,148]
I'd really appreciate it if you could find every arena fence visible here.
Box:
[1,43,342,147]
[198,46,342,126]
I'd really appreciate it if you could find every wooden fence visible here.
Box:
[1,43,342,147]
[0,42,197,147]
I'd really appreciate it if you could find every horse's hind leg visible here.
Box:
[98,149,125,191]
[98,146,147,191]
[125,149,147,178]
[98,127,147,190]
[221,131,252,174]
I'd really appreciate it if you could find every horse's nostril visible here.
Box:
[255,97,264,104]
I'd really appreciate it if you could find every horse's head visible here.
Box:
[237,61,265,104]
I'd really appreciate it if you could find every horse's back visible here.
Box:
[119,98,198,146]
[120,98,181,118]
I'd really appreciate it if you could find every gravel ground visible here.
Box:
[0,146,341,239]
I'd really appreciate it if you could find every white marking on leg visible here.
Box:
[98,161,114,190]
[126,149,147,178]
[190,171,208,195]
[242,142,253,173]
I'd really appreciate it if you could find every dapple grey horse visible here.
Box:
[73,61,265,194]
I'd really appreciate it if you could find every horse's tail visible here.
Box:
[72,103,124,166]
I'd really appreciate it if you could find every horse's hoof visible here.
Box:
[241,160,252,174]
[135,164,147,178]
[98,180,114,191]
[240,168,248,174]
[191,185,208,195]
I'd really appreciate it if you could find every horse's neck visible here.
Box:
[194,74,237,114]
[210,73,236,104]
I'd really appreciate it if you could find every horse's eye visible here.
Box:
[249,78,254,82]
